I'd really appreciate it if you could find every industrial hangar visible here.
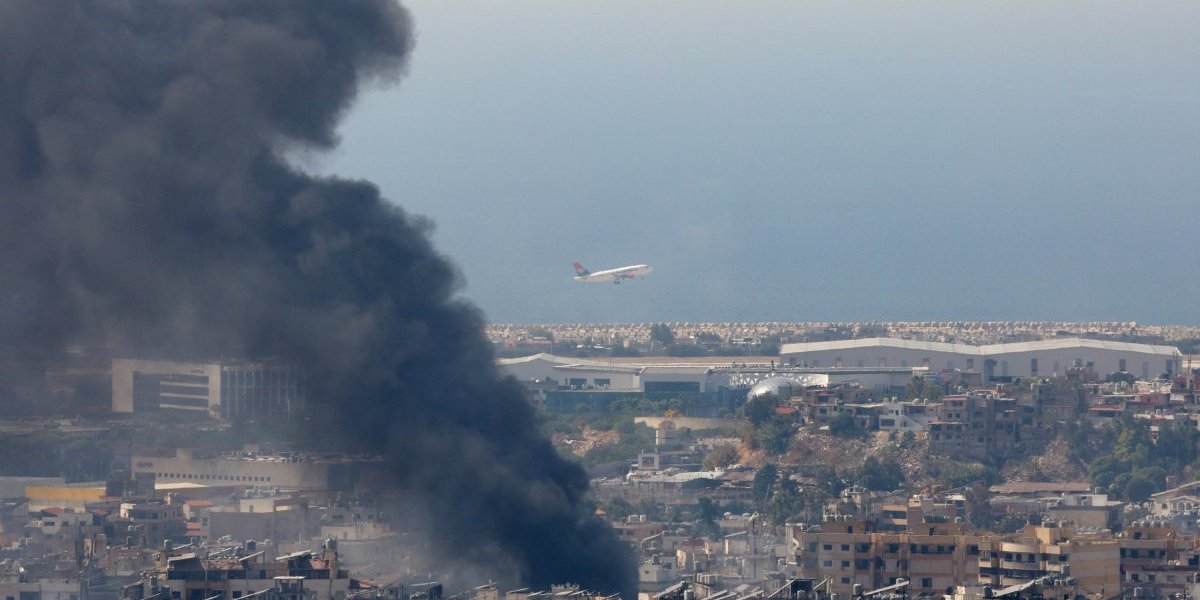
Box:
[778,337,1182,380]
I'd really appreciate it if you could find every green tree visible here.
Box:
[765,471,807,525]
[741,396,778,428]
[635,497,662,520]
[828,412,861,438]
[1125,474,1158,501]
[809,464,848,497]
[754,336,782,356]
[528,327,555,342]
[697,496,721,523]
[695,497,722,538]
[857,456,905,491]
[934,460,1000,489]
[649,323,676,347]
[755,419,793,455]
[752,463,778,506]
[1087,454,1126,490]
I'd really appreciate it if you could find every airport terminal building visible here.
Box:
[778,337,1182,380]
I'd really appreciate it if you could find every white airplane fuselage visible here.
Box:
[574,264,652,283]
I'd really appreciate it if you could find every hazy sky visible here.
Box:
[320,0,1200,325]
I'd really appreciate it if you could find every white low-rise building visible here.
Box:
[780,337,1182,380]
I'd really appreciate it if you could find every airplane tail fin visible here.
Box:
[573,262,590,276]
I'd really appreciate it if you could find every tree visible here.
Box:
[697,496,721,523]
[1106,371,1136,385]
[604,497,632,520]
[754,336,782,356]
[906,376,944,401]
[965,483,993,530]
[752,463,778,506]
[755,419,793,455]
[828,411,861,438]
[695,497,722,539]
[704,444,741,470]
[765,471,807,525]
[635,497,662,521]
[741,396,778,428]
[809,464,847,497]
[934,460,1000,489]
[527,326,555,342]
[649,323,675,347]
[857,456,905,491]
[1125,474,1157,502]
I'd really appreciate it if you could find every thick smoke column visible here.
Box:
[0,0,635,595]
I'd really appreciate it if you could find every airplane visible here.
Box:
[573,262,653,284]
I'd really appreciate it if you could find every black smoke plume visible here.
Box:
[0,0,635,595]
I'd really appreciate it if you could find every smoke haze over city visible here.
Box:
[0,0,633,595]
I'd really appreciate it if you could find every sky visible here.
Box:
[318,0,1200,325]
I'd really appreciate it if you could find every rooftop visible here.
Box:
[782,337,1182,357]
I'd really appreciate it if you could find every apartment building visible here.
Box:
[142,540,351,600]
[789,522,1121,599]
[787,517,991,597]
[976,525,1119,598]
[928,394,1020,461]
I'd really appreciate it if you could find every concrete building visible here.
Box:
[131,449,365,491]
[1047,492,1122,530]
[0,570,85,600]
[134,540,351,600]
[780,338,1182,381]
[788,517,990,597]
[977,525,1119,597]
[788,521,1120,599]
[207,494,320,545]
[927,394,1020,461]
[498,354,917,407]
[112,358,305,421]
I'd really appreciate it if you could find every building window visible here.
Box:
[1119,358,1127,372]
[1030,358,1038,374]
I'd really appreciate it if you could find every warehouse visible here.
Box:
[779,337,1182,380]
